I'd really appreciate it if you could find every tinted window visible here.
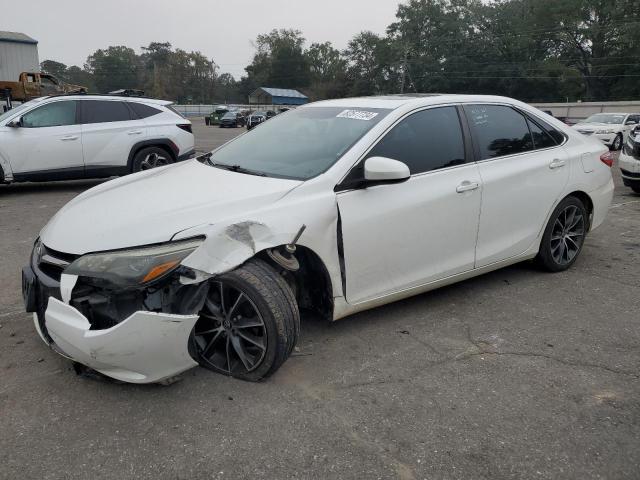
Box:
[465,105,533,159]
[532,116,566,145]
[128,102,162,119]
[21,101,77,128]
[366,106,465,174]
[82,100,132,123]
[527,118,557,149]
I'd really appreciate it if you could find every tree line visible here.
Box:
[42,0,640,104]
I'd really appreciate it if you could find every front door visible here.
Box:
[336,106,482,304]
[4,100,83,176]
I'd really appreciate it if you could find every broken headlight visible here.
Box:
[64,238,203,287]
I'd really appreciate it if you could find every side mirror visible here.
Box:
[6,118,22,128]
[364,156,410,183]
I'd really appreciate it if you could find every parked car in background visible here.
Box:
[0,94,194,183]
[573,112,640,150]
[205,106,230,126]
[265,110,277,119]
[23,94,613,384]
[619,124,640,193]
[246,111,267,130]
[220,111,246,128]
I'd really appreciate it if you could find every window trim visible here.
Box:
[20,99,80,128]
[335,103,474,192]
[461,102,566,164]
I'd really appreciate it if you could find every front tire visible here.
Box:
[191,259,299,381]
[611,134,622,151]
[536,196,588,272]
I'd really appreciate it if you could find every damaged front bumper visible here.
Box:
[42,297,198,383]
[22,243,203,384]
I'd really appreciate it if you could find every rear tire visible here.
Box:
[536,196,588,272]
[132,146,173,172]
[191,258,299,381]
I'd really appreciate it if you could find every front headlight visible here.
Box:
[64,238,203,287]
[596,129,615,134]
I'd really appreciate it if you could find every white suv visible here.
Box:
[0,95,194,183]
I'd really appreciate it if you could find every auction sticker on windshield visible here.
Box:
[336,110,379,121]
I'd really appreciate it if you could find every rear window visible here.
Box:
[82,100,133,123]
[128,102,162,119]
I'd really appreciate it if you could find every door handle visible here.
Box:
[127,130,143,135]
[456,181,479,193]
[549,158,566,169]
[60,135,79,141]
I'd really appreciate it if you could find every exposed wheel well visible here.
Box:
[258,245,334,321]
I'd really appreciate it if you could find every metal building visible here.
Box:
[249,87,308,106]
[0,31,39,81]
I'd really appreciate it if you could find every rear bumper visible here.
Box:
[588,175,615,231]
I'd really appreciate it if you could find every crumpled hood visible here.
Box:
[41,160,302,254]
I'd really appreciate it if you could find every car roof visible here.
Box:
[306,94,528,110]
[43,94,172,106]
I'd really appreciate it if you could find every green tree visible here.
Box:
[85,46,140,93]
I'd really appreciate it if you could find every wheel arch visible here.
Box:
[128,139,178,172]
[566,190,594,229]
[257,245,334,322]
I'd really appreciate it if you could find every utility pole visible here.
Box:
[400,49,408,94]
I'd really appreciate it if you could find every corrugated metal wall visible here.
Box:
[0,41,39,81]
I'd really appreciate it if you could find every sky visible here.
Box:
[8,0,402,79]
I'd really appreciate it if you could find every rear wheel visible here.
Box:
[132,146,173,172]
[191,259,299,381]
[536,196,588,272]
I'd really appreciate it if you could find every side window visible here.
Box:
[628,115,640,124]
[526,118,557,149]
[366,106,466,175]
[82,100,133,124]
[464,105,533,160]
[128,102,161,119]
[21,101,77,128]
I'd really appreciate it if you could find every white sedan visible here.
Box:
[572,112,640,151]
[23,94,614,384]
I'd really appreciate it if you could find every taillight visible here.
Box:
[177,124,192,134]
[600,151,614,167]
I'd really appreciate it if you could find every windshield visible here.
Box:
[584,113,625,124]
[208,106,390,180]
[0,99,43,124]
[222,112,236,119]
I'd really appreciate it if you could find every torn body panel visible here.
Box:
[45,297,198,383]
[175,188,345,317]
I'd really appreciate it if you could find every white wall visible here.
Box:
[531,101,640,122]
[0,41,39,81]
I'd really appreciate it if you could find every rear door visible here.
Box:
[3,99,83,176]
[464,104,570,267]
[80,100,145,173]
